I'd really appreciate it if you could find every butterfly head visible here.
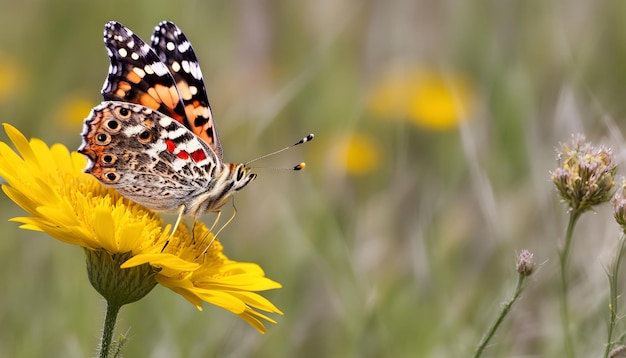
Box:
[230,162,257,190]
[188,162,256,215]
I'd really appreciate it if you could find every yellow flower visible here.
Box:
[332,132,382,176]
[368,67,474,130]
[0,123,282,333]
[124,224,283,333]
[56,96,97,128]
[0,56,26,101]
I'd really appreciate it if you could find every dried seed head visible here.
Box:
[551,134,616,213]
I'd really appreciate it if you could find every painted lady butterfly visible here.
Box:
[79,21,305,218]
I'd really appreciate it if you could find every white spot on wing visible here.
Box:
[177,41,191,53]
[151,62,169,76]
[195,158,211,166]
[123,125,146,137]
[118,48,128,57]
[145,140,167,159]
[159,117,173,127]
[179,139,203,153]
[167,127,188,139]
[133,67,146,78]
[172,158,188,171]
[181,60,203,80]
[166,42,175,51]
[140,43,151,55]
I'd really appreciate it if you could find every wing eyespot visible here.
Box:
[137,130,153,143]
[103,171,120,183]
[104,119,122,133]
[102,154,117,165]
[116,106,131,118]
[96,133,111,145]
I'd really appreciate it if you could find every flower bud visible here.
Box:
[516,249,535,276]
[84,249,157,306]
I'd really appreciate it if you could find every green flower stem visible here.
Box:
[99,301,122,358]
[604,234,626,358]
[473,272,528,358]
[559,210,582,358]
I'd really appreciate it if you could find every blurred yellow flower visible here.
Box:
[332,132,381,176]
[0,123,282,333]
[56,96,97,128]
[368,67,474,130]
[0,57,26,100]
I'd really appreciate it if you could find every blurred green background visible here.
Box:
[1,0,626,357]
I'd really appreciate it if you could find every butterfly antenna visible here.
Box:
[245,134,314,167]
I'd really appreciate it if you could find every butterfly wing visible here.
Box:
[78,101,231,214]
[79,101,255,215]
[151,21,223,159]
[101,21,188,128]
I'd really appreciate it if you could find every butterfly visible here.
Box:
[79,21,263,218]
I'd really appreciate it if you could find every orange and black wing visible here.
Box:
[151,21,223,159]
[101,21,188,128]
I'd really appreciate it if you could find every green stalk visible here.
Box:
[604,234,626,358]
[99,301,122,358]
[559,210,582,358]
[473,272,527,358]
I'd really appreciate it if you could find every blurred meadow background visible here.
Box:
[1,0,626,357]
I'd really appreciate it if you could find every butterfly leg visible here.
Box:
[214,204,237,239]
[201,200,238,256]
[171,204,186,236]
[208,211,222,233]
[162,205,186,252]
